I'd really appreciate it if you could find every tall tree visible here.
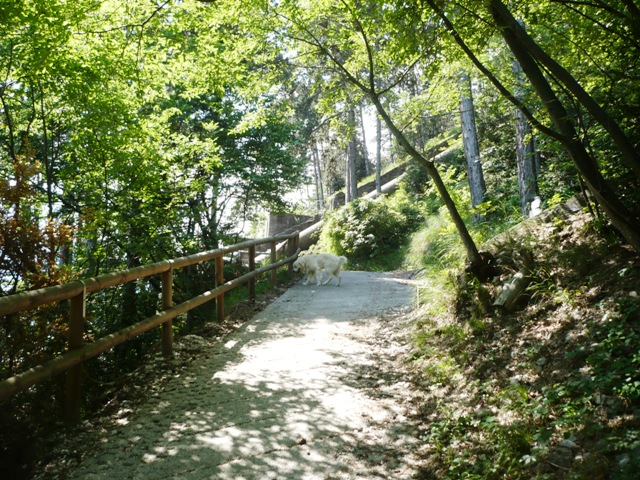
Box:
[375,114,382,194]
[458,71,487,217]
[489,0,640,180]
[359,105,371,176]
[512,59,538,217]
[487,0,640,250]
[345,107,359,202]
[312,141,325,211]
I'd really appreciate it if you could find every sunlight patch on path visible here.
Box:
[68,271,419,480]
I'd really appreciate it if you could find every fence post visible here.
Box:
[161,265,173,357]
[287,234,296,274]
[215,255,225,320]
[248,245,256,301]
[65,283,86,424]
[270,240,277,289]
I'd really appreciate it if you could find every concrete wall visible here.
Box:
[268,213,316,237]
[328,162,407,209]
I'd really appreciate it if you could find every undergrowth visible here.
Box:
[408,207,640,479]
[315,185,423,270]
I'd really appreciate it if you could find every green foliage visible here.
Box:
[3,1,640,473]
[565,298,640,402]
[317,188,423,270]
[409,212,640,479]
[0,0,309,432]
[406,211,465,271]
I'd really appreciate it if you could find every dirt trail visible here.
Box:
[65,271,422,480]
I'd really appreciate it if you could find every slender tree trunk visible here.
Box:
[345,143,352,203]
[313,149,321,211]
[359,105,370,176]
[121,201,143,331]
[0,89,17,161]
[489,1,640,251]
[348,139,358,201]
[512,60,538,217]
[121,252,141,328]
[312,141,324,211]
[346,108,358,202]
[532,135,541,177]
[376,115,382,194]
[514,105,538,216]
[458,71,487,217]
[35,80,55,217]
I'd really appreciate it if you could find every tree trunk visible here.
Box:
[458,71,487,217]
[512,60,538,217]
[345,143,352,203]
[345,108,358,202]
[35,80,55,217]
[312,141,325,212]
[376,115,382,194]
[359,105,371,176]
[121,251,141,328]
[489,1,640,252]
[514,106,538,217]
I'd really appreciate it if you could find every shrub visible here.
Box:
[318,189,422,269]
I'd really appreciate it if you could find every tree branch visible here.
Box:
[423,0,562,142]
[489,0,640,179]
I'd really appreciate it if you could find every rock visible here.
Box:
[559,439,579,450]
[547,446,574,469]
[493,271,532,312]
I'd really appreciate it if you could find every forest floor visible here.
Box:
[5,200,640,479]
[406,201,640,479]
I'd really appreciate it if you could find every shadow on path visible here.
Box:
[68,271,418,480]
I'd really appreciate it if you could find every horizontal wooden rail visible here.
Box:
[0,235,297,317]
[0,232,300,421]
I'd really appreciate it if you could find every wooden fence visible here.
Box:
[0,232,300,423]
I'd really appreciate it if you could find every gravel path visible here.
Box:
[65,271,421,480]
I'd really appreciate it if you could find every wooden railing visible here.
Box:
[0,232,300,423]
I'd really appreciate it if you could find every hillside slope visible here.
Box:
[409,201,640,478]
